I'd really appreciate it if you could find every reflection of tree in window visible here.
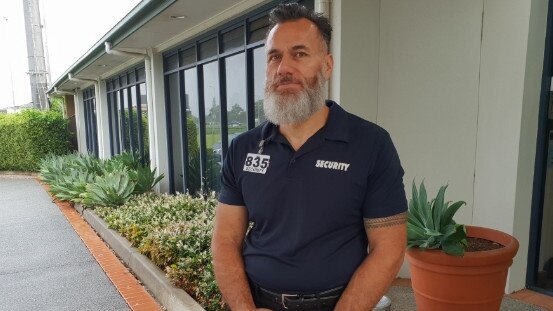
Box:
[255,99,266,125]
[202,62,221,193]
[184,68,202,195]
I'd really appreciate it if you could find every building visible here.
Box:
[47,0,553,295]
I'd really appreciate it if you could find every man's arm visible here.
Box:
[334,212,407,311]
[211,202,267,310]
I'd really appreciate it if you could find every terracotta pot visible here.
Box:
[406,225,519,311]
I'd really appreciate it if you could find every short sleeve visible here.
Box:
[218,140,246,206]
[362,131,407,218]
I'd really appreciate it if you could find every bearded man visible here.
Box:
[211,3,407,311]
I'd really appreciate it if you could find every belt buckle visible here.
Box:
[281,293,298,309]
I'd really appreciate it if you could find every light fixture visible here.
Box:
[170,15,187,19]
[98,64,108,67]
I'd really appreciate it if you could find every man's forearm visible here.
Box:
[335,248,404,310]
[335,213,407,310]
[212,242,256,310]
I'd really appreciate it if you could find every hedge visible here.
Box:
[0,109,71,171]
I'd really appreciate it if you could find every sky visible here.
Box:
[0,0,140,109]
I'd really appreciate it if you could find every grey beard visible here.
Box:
[263,72,327,125]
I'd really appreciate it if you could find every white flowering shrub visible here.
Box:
[95,192,224,310]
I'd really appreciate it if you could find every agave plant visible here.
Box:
[407,181,467,256]
[82,169,136,207]
[111,150,142,170]
[129,165,164,194]
[49,169,95,203]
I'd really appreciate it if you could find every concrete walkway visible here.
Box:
[0,175,129,311]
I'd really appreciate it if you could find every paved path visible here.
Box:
[0,175,129,311]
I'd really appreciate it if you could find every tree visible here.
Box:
[227,103,246,125]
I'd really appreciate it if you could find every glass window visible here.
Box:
[106,66,148,160]
[168,73,185,193]
[225,53,247,149]
[137,67,146,81]
[253,47,267,126]
[199,37,217,60]
[184,68,201,195]
[130,85,139,152]
[139,83,149,161]
[83,87,98,157]
[118,90,129,150]
[249,15,270,44]
[111,92,121,155]
[203,61,221,192]
[222,26,244,52]
[166,53,179,71]
[129,71,136,84]
[180,47,196,67]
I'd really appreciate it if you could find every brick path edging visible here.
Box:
[75,204,205,311]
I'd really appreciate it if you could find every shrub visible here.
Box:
[95,193,224,310]
[0,109,71,171]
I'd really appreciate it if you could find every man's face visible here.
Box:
[263,18,333,125]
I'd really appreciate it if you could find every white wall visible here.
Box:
[334,0,379,123]
[333,0,548,291]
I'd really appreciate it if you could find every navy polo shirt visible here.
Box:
[219,100,407,293]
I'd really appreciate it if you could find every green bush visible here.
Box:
[95,193,224,310]
[0,109,70,171]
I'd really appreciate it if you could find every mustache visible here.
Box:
[267,74,304,88]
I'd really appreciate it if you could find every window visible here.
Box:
[163,0,313,194]
[106,66,149,161]
[83,87,98,157]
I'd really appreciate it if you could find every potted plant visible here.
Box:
[406,181,519,311]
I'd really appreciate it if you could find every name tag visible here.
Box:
[243,153,270,174]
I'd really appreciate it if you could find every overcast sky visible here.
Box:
[0,0,140,109]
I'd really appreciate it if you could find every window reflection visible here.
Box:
[184,68,201,195]
[253,47,267,126]
[139,84,149,161]
[168,73,184,193]
[106,68,148,161]
[225,53,246,152]
[203,61,221,193]
[130,85,139,152]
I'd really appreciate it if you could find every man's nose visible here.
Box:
[276,54,294,76]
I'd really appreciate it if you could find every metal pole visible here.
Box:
[22,0,49,109]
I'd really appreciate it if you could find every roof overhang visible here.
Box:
[48,0,271,94]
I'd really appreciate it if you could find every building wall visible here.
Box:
[333,0,548,291]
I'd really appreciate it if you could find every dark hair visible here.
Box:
[268,3,332,52]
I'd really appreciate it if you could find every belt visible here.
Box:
[252,282,344,310]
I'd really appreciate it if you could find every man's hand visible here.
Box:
[334,212,407,310]
[211,203,257,310]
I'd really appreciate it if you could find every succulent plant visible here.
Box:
[407,181,467,256]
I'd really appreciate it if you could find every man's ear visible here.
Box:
[324,53,334,80]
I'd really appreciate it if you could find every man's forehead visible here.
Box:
[267,18,321,46]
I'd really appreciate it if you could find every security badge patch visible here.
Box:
[243,153,270,174]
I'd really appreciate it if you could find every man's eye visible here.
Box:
[268,55,281,62]
[295,52,307,58]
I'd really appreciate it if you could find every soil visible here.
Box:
[466,237,504,252]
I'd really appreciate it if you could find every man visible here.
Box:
[211,3,407,310]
